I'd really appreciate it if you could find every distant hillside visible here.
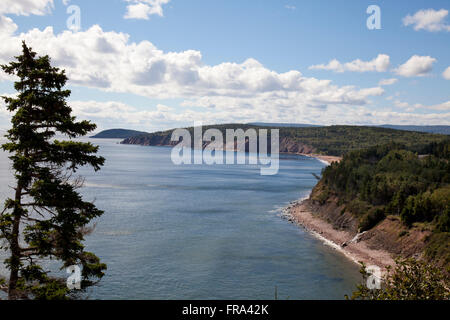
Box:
[249,122,322,128]
[251,123,450,135]
[91,129,149,139]
[121,124,450,157]
[379,125,450,135]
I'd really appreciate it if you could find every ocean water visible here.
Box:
[0,138,361,300]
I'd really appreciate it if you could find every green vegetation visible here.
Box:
[252,123,450,135]
[321,141,450,228]
[276,125,448,155]
[0,42,106,299]
[91,128,149,139]
[348,259,450,300]
[320,140,450,268]
[122,124,448,156]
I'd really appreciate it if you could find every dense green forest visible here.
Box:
[275,125,448,155]
[320,140,450,268]
[251,123,450,135]
[122,124,449,156]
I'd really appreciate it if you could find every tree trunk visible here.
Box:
[8,181,22,300]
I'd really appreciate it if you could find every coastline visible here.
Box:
[283,200,395,271]
[118,141,393,270]
[298,153,342,166]
[282,155,395,272]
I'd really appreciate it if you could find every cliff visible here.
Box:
[122,132,317,154]
[122,133,181,147]
[120,124,449,157]
[299,141,450,270]
[304,182,432,264]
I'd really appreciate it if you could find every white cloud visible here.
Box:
[423,101,450,111]
[1,16,448,128]
[0,93,17,129]
[394,100,410,109]
[393,100,424,112]
[68,99,450,131]
[285,5,296,10]
[0,16,18,82]
[379,78,398,86]
[403,9,450,32]
[0,22,388,116]
[0,0,54,16]
[0,15,18,35]
[69,100,248,132]
[395,55,436,77]
[443,67,450,80]
[124,0,170,20]
[309,54,390,73]
[392,99,450,112]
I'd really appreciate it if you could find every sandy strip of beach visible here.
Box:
[285,200,395,272]
[299,153,342,165]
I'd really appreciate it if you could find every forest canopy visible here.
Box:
[320,140,450,268]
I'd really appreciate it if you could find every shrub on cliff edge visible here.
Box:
[348,258,449,300]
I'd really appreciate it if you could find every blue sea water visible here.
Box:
[0,138,361,300]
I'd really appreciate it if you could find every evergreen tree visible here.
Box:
[0,42,106,300]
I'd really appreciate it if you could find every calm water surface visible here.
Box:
[0,138,361,299]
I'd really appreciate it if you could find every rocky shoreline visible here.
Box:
[281,198,395,271]
[279,153,395,272]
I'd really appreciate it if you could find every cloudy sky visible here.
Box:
[0,0,449,132]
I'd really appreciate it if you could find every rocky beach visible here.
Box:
[280,156,396,273]
[281,198,395,272]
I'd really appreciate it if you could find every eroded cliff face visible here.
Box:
[121,134,179,147]
[121,134,317,155]
[306,182,432,264]
[278,137,315,154]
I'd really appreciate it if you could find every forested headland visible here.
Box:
[120,124,449,156]
[314,140,450,269]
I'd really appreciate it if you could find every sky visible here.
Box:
[0,0,449,132]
